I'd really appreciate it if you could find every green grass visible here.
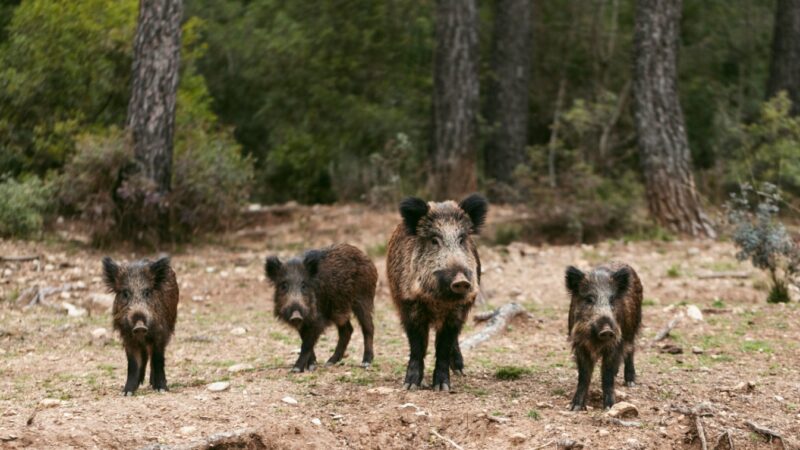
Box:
[366,243,387,258]
[268,331,295,345]
[551,388,566,397]
[494,366,530,380]
[741,340,773,353]
[666,264,681,278]
[711,298,726,308]
[526,409,541,420]
[642,298,657,307]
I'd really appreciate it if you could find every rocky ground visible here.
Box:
[0,204,798,449]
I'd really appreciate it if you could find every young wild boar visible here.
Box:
[265,244,377,372]
[565,262,642,410]
[387,194,488,391]
[102,256,179,396]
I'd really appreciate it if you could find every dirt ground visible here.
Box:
[1,204,799,449]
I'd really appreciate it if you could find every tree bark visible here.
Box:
[430,0,480,200]
[632,0,715,238]
[127,0,183,197]
[767,0,800,114]
[484,0,532,195]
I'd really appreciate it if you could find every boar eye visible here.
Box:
[301,281,309,290]
[278,282,289,291]
[120,289,131,301]
[430,236,442,247]
[584,295,595,304]
[142,288,152,298]
[458,234,467,246]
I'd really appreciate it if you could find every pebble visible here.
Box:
[691,346,704,354]
[687,247,700,256]
[39,398,62,408]
[509,432,526,444]
[606,401,638,419]
[230,327,247,335]
[311,418,322,426]
[62,302,87,317]
[367,386,395,395]
[282,396,298,406]
[207,381,230,392]
[180,426,196,435]
[91,328,108,339]
[598,429,610,437]
[686,305,704,321]
[227,363,254,373]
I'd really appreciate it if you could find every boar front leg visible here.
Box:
[402,320,429,390]
[293,325,321,373]
[601,349,622,409]
[570,347,594,411]
[123,346,143,396]
[150,345,168,392]
[432,323,461,392]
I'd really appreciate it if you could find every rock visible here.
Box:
[367,386,395,395]
[606,402,638,419]
[62,302,87,317]
[39,398,62,408]
[282,396,298,406]
[311,418,322,426]
[88,293,114,312]
[90,328,108,340]
[180,426,196,435]
[686,305,703,321]
[687,247,700,256]
[207,381,230,392]
[230,327,247,336]
[191,295,206,302]
[227,363,254,373]
[691,346,704,354]
[659,344,683,354]
[731,381,755,393]
[626,438,643,449]
[598,429,610,437]
[205,267,216,273]
[509,432,526,444]
[775,395,784,402]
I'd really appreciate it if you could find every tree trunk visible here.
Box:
[484,0,532,196]
[767,0,800,114]
[430,0,480,200]
[127,0,183,199]
[632,0,715,238]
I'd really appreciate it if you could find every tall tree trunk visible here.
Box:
[767,0,800,114]
[633,0,715,238]
[126,0,182,205]
[430,0,479,200]
[484,0,532,197]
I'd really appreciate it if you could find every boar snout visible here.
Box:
[289,310,303,325]
[133,320,148,336]
[592,317,618,341]
[435,267,474,297]
[450,272,471,294]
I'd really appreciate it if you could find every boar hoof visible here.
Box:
[452,369,464,377]
[624,381,636,387]
[433,383,450,392]
[123,391,134,397]
[360,362,371,369]
[155,388,167,393]
[290,367,303,373]
[402,383,420,391]
[569,404,586,412]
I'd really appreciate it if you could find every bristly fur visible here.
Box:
[150,257,171,289]
[303,249,324,277]
[265,256,282,281]
[387,194,489,391]
[102,256,119,292]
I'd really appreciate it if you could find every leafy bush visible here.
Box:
[0,175,53,238]
[725,182,799,303]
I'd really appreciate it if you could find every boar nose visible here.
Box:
[133,320,148,336]
[450,272,471,294]
[598,328,615,340]
[289,310,303,325]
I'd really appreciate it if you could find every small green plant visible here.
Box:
[494,365,530,380]
[366,243,387,257]
[711,298,726,308]
[726,182,798,303]
[741,340,773,353]
[642,298,657,307]
[526,409,541,420]
[666,264,681,278]
[0,175,53,238]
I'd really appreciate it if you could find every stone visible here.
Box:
[606,402,638,419]
[62,302,87,317]
[686,305,703,321]
[691,346,704,354]
[509,432,526,444]
[687,247,700,256]
[180,426,196,435]
[282,396,298,406]
[230,327,247,336]
[207,381,230,392]
[227,363,254,373]
[91,328,108,339]
[39,398,62,408]
[367,386,395,395]
[598,429,610,437]
[311,418,322,426]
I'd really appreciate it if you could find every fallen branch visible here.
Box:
[714,430,734,450]
[697,271,751,280]
[430,428,464,450]
[696,416,708,450]
[701,308,732,315]
[745,421,788,449]
[0,255,41,263]
[17,283,87,309]
[461,303,527,351]
[653,312,684,342]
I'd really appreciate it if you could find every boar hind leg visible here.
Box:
[570,347,594,411]
[150,346,168,392]
[623,347,636,387]
[402,321,429,390]
[327,321,353,366]
[450,340,464,375]
[432,324,461,392]
[600,350,622,409]
[353,303,375,368]
[292,326,321,373]
[123,347,143,396]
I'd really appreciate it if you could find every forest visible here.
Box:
[1,0,799,448]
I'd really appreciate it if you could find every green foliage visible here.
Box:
[526,409,541,420]
[494,366,530,381]
[0,175,53,238]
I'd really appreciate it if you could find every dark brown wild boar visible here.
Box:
[265,244,377,372]
[102,256,179,396]
[387,194,488,391]
[565,262,642,410]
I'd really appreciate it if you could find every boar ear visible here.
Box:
[102,257,119,292]
[565,266,584,295]
[149,256,171,288]
[459,193,488,234]
[265,256,282,282]
[303,250,324,277]
[399,197,429,235]
[612,267,630,296]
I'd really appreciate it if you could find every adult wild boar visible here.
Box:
[387,194,488,391]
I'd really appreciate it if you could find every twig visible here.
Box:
[0,255,41,263]
[532,440,554,450]
[653,312,684,342]
[472,309,498,323]
[461,303,527,351]
[17,283,88,309]
[714,430,734,450]
[430,428,464,450]
[745,421,787,448]
[487,415,510,424]
[696,416,708,450]
[697,271,751,279]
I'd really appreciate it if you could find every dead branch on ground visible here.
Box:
[461,303,527,351]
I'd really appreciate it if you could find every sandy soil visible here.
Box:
[0,204,798,449]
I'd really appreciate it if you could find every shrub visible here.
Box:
[725,182,799,303]
[494,365,530,380]
[0,175,53,238]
